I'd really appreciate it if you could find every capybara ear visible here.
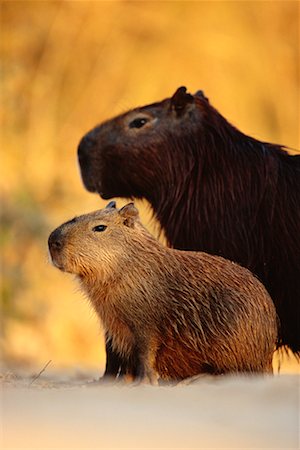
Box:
[170,86,194,115]
[194,90,209,103]
[106,201,116,209]
[119,202,139,228]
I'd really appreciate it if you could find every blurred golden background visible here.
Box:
[1,1,299,373]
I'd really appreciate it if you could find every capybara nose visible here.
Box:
[78,132,97,160]
[48,229,64,252]
[77,132,99,193]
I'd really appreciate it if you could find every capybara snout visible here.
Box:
[48,227,64,251]
[77,133,99,193]
[48,226,67,270]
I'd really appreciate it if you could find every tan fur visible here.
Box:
[48,203,278,382]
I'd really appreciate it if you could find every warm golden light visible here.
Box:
[1,1,299,374]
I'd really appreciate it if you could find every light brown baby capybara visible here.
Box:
[48,201,277,383]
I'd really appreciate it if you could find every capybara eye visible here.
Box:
[129,118,148,129]
[92,225,107,232]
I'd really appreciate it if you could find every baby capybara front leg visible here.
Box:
[104,336,122,377]
[135,359,159,385]
[104,336,139,379]
[134,338,160,385]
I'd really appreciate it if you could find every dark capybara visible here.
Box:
[48,202,277,382]
[77,87,300,371]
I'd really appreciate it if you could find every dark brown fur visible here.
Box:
[78,87,300,359]
[48,202,277,382]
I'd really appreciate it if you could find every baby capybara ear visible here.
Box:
[194,90,209,103]
[170,86,194,115]
[119,202,139,228]
[106,201,116,209]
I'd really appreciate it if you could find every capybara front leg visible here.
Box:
[135,338,159,385]
[103,335,124,378]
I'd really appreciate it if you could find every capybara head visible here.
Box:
[48,201,140,280]
[77,87,211,201]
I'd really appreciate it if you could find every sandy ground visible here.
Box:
[0,368,299,450]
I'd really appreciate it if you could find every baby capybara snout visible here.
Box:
[48,226,66,250]
[48,226,66,270]
[49,202,277,382]
[48,219,76,273]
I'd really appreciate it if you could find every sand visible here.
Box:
[1,370,299,449]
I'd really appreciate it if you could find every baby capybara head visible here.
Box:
[48,201,140,280]
[77,87,210,201]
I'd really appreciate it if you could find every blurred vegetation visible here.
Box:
[0,1,299,372]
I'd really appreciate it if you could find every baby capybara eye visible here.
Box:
[129,117,148,129]
[92,225,107,232]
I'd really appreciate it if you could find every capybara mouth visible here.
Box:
[79,169,97,193]
[92,178,117,200]
[48,246,66,271]
[51,259,65,271]
[49,252,75,274]
[49,252,65,271]
[99,190,114,200]
[78,164,113,199]
[87,180,114,200]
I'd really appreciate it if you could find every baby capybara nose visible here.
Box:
[48,228,64,252]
